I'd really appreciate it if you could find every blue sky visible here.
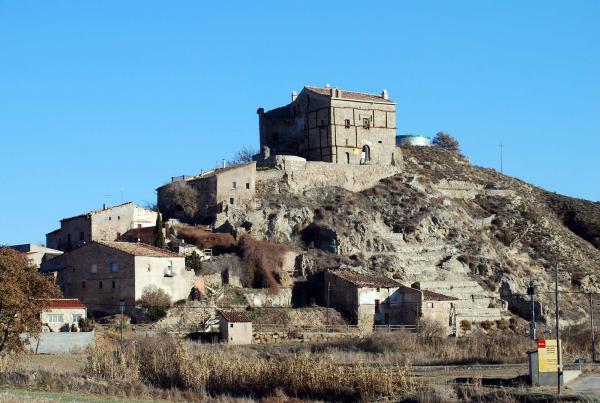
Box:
[1,1,599,245]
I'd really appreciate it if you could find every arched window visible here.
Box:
[362,145,371,163]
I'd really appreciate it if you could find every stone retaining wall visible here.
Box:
[253,331,363,344]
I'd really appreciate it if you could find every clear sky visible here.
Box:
[1,1,599,245]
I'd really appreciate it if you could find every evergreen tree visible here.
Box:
[154,212,166,248]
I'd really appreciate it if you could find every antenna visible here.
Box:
[499,143,505,174]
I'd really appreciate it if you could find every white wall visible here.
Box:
[134,256,195,302]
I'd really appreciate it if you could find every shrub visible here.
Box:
[417,320,445,347]
[480,320,493,331]
[78,317,95,332]
[460,320,472,332]
[161,182,198,220]
[136,286,172,322]
[59,323,71,332]
[237,235,289,289]
[185,251,203,274]
[432,132,461,153]
[177,226,237,254]
[496,319,509,331]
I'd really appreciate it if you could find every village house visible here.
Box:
[40,299,87,332]
[257,85,398,165]
[219,310,253,345]
[391,283,458,335]
[157,162,256,221]
[10,243,62,267]
[46,202,158,251]
[323,270,402,331]
[41,241,194,316]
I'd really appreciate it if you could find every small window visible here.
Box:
[376,288,380,292]
[82,281,86,289]
[112,281,116,289]
[90,264,98,274]
[110,262,118,273]
[229,197,235,205]
[117,216,120,220]
[73,314,82,323]
[230,323,234,328]
[232,181,237,190]
[344,119,351,128]
[245,182,250,190]
[48,314,63,323]
[362,118,370,129]
[320,119,325,127]
[165,261,174,277]
[109,217,112,221]
[426,302,434,308]
[374,299,380,313]
[99,281,103,289]
[79,232,84,241]
[147,264,151,272]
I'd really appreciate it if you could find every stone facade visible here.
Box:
[219,311,252,345]
[324,270,401,331]
[257,85,398,165]
[393,285,457,335]
[46,202,158,251]
[41,241,194,316]
[157,162,256,221]
[40,299,87,332]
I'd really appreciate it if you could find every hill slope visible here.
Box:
[219,146,600,326]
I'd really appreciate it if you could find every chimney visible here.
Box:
[102,203,107,210]
[381,89,388,100]
[291,91,298,102]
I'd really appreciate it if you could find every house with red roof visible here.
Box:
[219,310,252,345]
[40,299,87,332]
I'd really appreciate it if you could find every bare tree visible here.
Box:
[432,132,461,153]
[229,146,258,165]
[162,182,198,219]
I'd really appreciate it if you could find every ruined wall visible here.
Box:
[257,155,403,194]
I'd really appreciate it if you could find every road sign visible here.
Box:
[538,339,562,373]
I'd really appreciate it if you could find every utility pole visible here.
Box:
[500,143,504,174]
[528,282,536,340]
[555,266,562,395]
[590,293,596,362]
[326,282,331,333]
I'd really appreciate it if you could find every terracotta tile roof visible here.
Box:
[96,241,180,257]
[422,290,457,302]
[329,270,400,288]
[220,310,251,323]
[44,299,86,309]
[304,86,394,103]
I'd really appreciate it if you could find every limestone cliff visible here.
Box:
[216,147,600,326]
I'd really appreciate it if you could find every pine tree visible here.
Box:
[154,212,166,248]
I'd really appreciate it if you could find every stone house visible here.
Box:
[157,162,256,221]
[393,284,458,335]
[40,241,194,316]
[323,270,401,331]
[10,244,62,267]
[40,299,87,332]
[219,310,252,345]
[46,202,158,251]
[257,85,398,165]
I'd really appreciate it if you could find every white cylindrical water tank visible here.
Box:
[396,135,431,146]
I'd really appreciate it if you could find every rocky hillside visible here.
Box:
[217,146,600,326]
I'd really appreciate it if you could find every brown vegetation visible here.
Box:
[85,334,412,400]
[238,235,289,289]
[177,225,237,254]
[0,247,60,353]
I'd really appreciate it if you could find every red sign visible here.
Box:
[538,340,546,348]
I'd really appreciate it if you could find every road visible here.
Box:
[567,373,600,400]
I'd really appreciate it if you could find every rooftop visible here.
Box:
[329,270,400,288]
[44,299,86,309]
[220,310,251,323]
[158,162,255,190]
[304,85,394,104]
[96,241,180,258]
[422,289,458,302]
[60,202,153,223]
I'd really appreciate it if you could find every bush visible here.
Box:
[432,132,461,153]
[480,320,493,331]
[59,323,71,332]
[460,320,472,332]
[185,251,203,274]
[417,319,445,347]
[78,317,95,332]
[136,286,172,322]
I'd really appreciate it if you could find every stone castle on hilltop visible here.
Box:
[257,85,398,165]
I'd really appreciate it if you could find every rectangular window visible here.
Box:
[48,314,63,323]
[99,281,103,289]
[82,281,86,289]
[229,197,235,205]
[165,261,174,277]
[245,182,250,190]
[230,323,234,328]
[232,181,237,189]
[345,119,351,128]
[90,264,97,274]
[79,232,84,241]
[362,118,370,129]
[426,302,434,308]
[112,281,116,289]
[110,262,118,273]
[374,299,380,313]
[73,314,82,323]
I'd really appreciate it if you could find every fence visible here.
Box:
[253,323,417,333]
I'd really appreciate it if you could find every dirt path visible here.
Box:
[567,374,600,400]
